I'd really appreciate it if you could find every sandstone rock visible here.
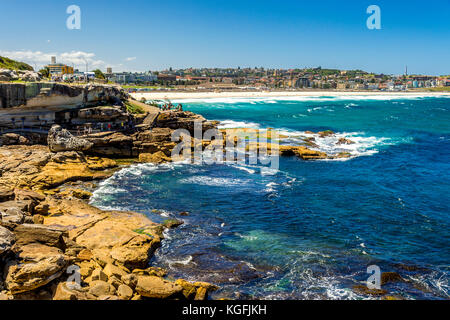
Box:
[139,151,172,164]
[103,263,127,280]
[1,207,25,225]
[110,238,158,270]
[279,145,328,160]
[175,279,197,299]
[195,287,208,300]
[53,282,89,300]
[121,274,138,289]
[5,243,68,294]
[117,284,133,300]
[98,295,120,300]
[14,189,45,204]
[34,203,50,215]
[132,267,167,277]
[48,125,93,153]
[175,279,218,300]
[88,280,116,297]
[135,276,183,299]
[108,276,122,289]
[0,226,15,255]
[0,187,14,202]
[71,189,93,200]
[13,224,65,248]
[91,269,108,282]
[0,200,34,215]
[77,249,93,261]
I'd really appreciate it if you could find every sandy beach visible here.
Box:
[131,90,450,101]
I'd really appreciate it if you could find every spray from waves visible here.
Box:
[216,120,398,160]
[171,94,450,105]
[179,176,251,187]
[218,120,261,129]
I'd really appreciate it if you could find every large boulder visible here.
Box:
[0,69,18,81]
[135,276,183,299]
[12,224,66,248]
[0,226,15,255]
[4,243,68,294]
[17,70,41,82]
[155,111,217,135]
[47,125,93,153]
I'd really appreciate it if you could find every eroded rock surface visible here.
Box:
[48,125,93,153]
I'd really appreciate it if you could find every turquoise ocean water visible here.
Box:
[91,95,450,299]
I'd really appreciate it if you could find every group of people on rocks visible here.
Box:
[75,119,135,136]
[160,103,183,112]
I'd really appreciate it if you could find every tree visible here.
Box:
[39,67,50,78]
[93,69,105,79]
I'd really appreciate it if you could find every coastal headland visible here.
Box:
[0,82,359,300]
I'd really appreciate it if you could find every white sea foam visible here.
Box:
[179,176,249,187]
[218,120,261,129]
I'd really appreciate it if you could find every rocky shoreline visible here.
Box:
[0,145,218,300]
[0,83,360,300]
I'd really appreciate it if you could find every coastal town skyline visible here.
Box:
[1,0,449,75]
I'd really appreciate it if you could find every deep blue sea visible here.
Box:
[91,95,450,300]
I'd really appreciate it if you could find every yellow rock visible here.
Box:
[139,151,172,164]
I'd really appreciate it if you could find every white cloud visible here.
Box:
[125,57,137,61]
[0,50,110,71]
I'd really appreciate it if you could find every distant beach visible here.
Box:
[131,90,450,101]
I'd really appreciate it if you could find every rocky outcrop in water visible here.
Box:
[47,125,93,153]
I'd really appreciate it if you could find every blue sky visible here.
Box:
[0,0,449,74]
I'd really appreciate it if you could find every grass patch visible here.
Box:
[124,101,146,114]
[133,228,154,238]
[0,56,34,71]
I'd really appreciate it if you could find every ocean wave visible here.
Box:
[218,119,395,160]
[179,176,250,187]
[218,120,261,129]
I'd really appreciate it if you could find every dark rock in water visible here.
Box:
[336,137,355,145]
[47,125,93,153]
[352,284,388,296]
[162,219,184,229]
[392,263,428,272]
[318,130,335,138]
[179,211,190,216]
[381,272,404,285]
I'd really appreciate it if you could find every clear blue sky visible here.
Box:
[0,0,449,75]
